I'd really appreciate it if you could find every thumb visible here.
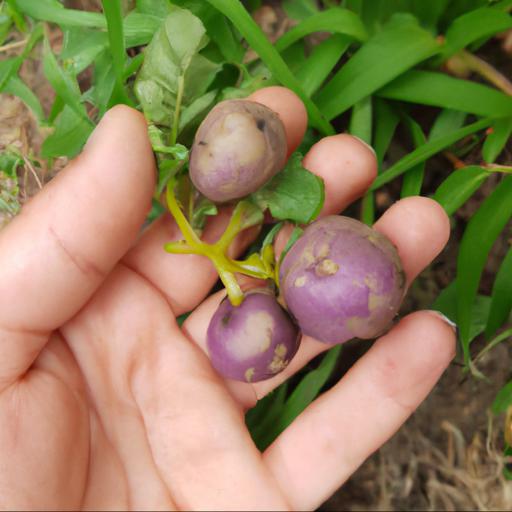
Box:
[0,105,155,387]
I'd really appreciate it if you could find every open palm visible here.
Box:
[0,88,455,511]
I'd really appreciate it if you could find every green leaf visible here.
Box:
[82,49,116,118]
[442,7,512,59]
[60,29,108,75]
[275,8,367,52]
[432,280,491,342]
[492,380,512,415]
[134,7,220,126]
[122,12,163,47]
[204,0,334,135]
[43,36,92,125]
[136,0,172,17]
[172,0,245,63]
[246,383,288,450]
[251,153,325,224]
[433,165,489,216]
[3,76,45,123]
[483,117,512,164]
[275,346,341,437]
[378,70,512,118]
[191,197,218,231]
[349,96,373,225]
[428,109,467,141]
[314,14,440,120]
[485,246,512,338]
[15,0,162,48]
[349,96,372,143]
[401,115,427,198]
[178,90,217,133]
[41,106,94,158]
[457,176,512,363]
[282,0,318,20]
[372,98,399,167]
[101,0,131,106]
[295,34,350,97]
[16,0,105,28]
[0,12,13,44]
[370,118,492,191]
[0,24,44,91]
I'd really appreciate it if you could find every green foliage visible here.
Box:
[134,7,220,127]
[483,118,512,163]
[251,153,325,224]
[0,150,23,216]
[378,70,512,117]
[457,177,512,365]
[433,166,489,216]
[485,247,512,339]
[247,345,341,450]
[275,8,367,52]
[492,380,512,415]
[314,14,440,120]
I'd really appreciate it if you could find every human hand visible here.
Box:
[0,87,455,511]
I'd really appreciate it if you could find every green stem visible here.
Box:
[166,180,202,247]
[164,182,275,306]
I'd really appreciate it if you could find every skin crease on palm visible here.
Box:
[0,87,456,511]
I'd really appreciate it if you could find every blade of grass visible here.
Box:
[492,380,512,415]
[400,114,427,198]
[483,117,512,164]
[204,0,334,135]
[295,34,350,97]
[43,36,93,125]
[349,97,374,225]
[485,246,512,338]
[275,345,342,434]
[0,23,44,91]
[275,7,367,52]
[361,98,400,226]
[15,0,161,48]
[101,0,132,106]
[457,176,512,365]
[373,98,400,166]
[371,118,492,190]
[433,165,490,216]
[3,76,45,123]
[428,109,467,141]
[314,14,440,120]
[246,383,288,450]
[16,0,105,28]
[378,70,512,118]
[442,6,512,59]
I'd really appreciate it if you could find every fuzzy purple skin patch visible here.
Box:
[207,289,300,382]
[189,100,287,203]
[280,216,405,344]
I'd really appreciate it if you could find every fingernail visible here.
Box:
[428,310,458,332]
[352,135,376,156]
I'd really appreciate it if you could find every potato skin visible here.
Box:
[189,100,287,203]
[279,216,406,344]
[207,289,300,382]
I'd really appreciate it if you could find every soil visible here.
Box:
[1,1,511,510]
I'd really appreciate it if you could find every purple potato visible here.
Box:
[279,216,406,344]
[207,288,300,382]
[189,100,287,203]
